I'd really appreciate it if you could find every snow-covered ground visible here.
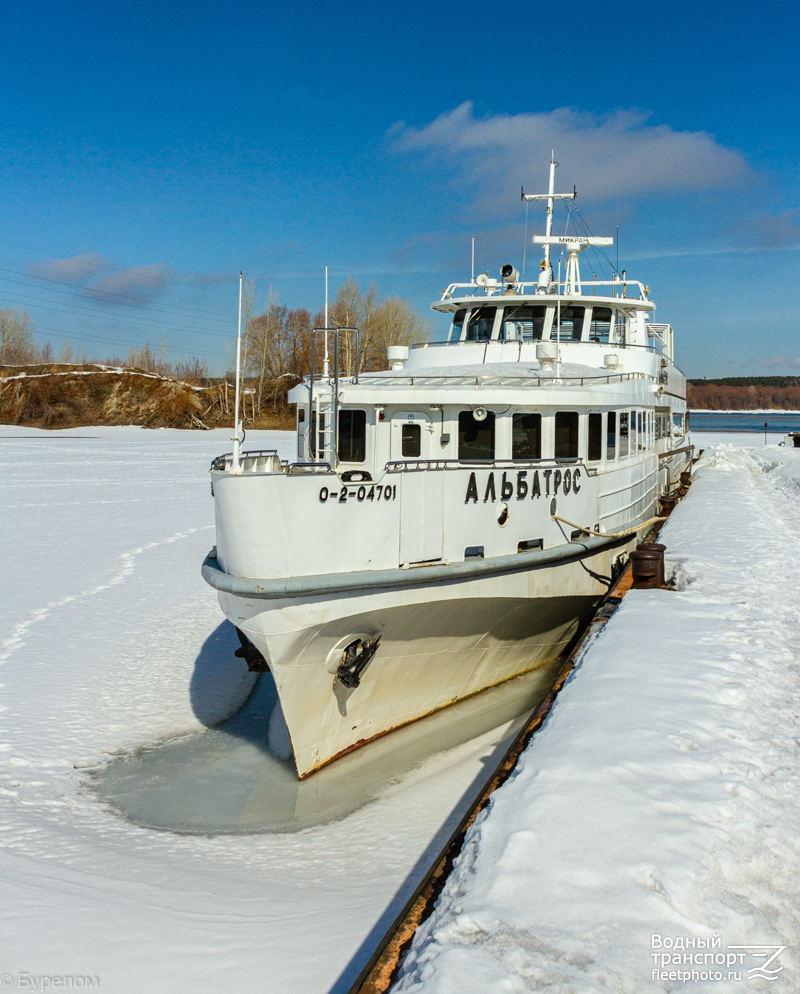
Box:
[394,436,800,993]
[4,425,797,994]
[0,425,542,994]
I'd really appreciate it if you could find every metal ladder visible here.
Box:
[307,326,360,465]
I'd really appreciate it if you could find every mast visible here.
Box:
[323,265,330,379]
[232,271,243,473]
[544,150,556,270]
[521,153,576,287]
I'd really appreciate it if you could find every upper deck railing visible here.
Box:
[439,278,650,302]
[303,370,653,389]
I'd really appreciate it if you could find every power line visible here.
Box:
[0,266,234,319]
[0,237,236,299]
[0,285,234,340]
[30,323,231,360]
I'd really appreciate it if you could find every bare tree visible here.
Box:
[248,295,287,413]
[367,295,429,369]
[328,277,378,374]
[0,308,39,364]
[241,279,257,388]
[126,339,172,376]
[327,278,428,372]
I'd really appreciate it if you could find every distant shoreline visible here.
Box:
[690,409,800,414]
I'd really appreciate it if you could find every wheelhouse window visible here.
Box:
[637,411,644,449]
[588,413,603,461]
[464,306,497,341]
[589,307,612,343]
[673,412,685,434]
[630,410,637,452]
[458,410,495,460]
[338,409,366,462]
[555,411,579,458]
[607,411,616,460]
[449,308,466,342]
[512,413,541,459]
[553,305,585,342]
[614,312,629,345]
[500,305,547,342]
[401,423,421,458]
[619,412,629,457]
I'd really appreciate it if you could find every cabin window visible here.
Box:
[553,305,585,342]
[607,411,616,460]
[620,412,629,457]
[512,413,542,459]
[338,409,366,463]
[589,307,612,343]
[401,423,421,458]
[588,413,603,461]
[458,410,495,460]
[464,306,497,341]
[637,411,644,449]
[298,408,305,423]
[449,309,466,342]
[630,410,637,452]
[555,411,579,458]
[500,305,547,342]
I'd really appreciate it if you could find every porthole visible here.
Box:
[496,502,509,526]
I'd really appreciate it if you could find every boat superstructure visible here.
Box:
[203,157,691,778]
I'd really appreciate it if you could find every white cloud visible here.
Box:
[24,254,175,304]
[25,252,106,284]
[761,356,800,368]
[393,103,750,213]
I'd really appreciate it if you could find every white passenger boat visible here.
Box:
[202,157,691,778]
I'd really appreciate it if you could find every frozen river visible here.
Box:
[2,425,797,993]
[0,425,558,993]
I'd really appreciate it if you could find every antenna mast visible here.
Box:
[232,271,243,472]
[544,151,556,269]
[323,265,329,378]
[521,151,577,283]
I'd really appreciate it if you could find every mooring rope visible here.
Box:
[551,513,667,540]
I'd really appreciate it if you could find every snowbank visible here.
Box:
[395,444,800,992]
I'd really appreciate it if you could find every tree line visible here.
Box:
[0,277,429,421]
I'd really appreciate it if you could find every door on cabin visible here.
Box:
[391,412,435,461]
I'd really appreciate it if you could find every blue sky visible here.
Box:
[1,0,798,376]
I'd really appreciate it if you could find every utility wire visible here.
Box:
[0,237,235,299]
[0,266,233,319]
[26,323,230,360]
[0,285,233,340]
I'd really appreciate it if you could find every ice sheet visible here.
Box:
[0,426,548,993]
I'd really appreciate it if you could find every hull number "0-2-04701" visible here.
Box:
[319,484,398,504]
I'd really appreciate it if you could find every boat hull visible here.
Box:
[216,542,624,777]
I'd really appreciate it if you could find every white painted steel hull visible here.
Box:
[217,545,621,778]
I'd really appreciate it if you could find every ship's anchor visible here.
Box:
[234,627,270,673]
[336,636,381,689]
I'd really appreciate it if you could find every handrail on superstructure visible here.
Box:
[410,338,671,358]
[439,278,650,301]
[335,371,653,388]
